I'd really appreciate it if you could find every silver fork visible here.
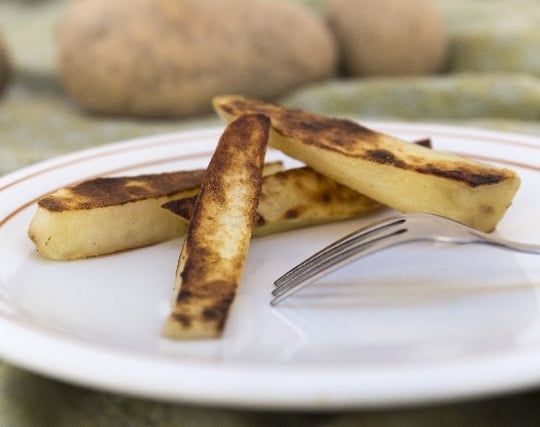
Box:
[271,213,540,306]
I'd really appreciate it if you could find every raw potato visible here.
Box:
[56,0,337,117]
[213,95,520,232]
[162,113,269,339]
[326,0,448,76]
[164,166,384,236]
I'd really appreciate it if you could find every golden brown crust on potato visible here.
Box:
[162,113,270,339]
[163,166,383,235]
[213,95,521,232]
[38,170,206,211]
[213,95,513,188]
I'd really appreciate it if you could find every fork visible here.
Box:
[271,213,540,306]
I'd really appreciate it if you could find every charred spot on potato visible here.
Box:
[284,208,300,219]
[38,169,206,211]
[417,164,507,187]
[319,192,332,204]
[162,198,196,218]
[202,291,236,322]
[365,149,407,168]
[255,214,267,227]
[202,307,220,321]
[37,198,67,212]
[218,96,379,152]
[171,313,192,328]
[413,138,432,148]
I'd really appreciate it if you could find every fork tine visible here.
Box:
[274,216,405,288]
[270,216,408,305]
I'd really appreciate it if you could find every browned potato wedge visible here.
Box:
[163,166,384,236]
[213,95,520,232]
[28,170,206,260]
[27,162,284,260]
[161,113,269,339]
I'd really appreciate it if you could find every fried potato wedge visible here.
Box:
[27,162,284,260]
[161,113,269,339]
[28,170,206,260]
[163,166,384,236]
[213,95,520,232]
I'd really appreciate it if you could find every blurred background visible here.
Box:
[0,0,539,176]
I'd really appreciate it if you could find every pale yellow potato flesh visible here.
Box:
[256,166,383,234]
[28,197,192,261]
[213,95,520,232]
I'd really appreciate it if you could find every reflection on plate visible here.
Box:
[0,123,539,409]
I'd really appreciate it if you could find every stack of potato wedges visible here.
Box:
[28,96,520,339]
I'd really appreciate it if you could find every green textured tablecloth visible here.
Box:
[1,1,540,425]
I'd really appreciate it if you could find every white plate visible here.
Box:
[1,123,540,410]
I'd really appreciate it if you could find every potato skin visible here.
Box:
[56,0,337,117]
[326,0,448,76]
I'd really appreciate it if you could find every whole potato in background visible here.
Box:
[57,0,337,118]
[326,0,448,76]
